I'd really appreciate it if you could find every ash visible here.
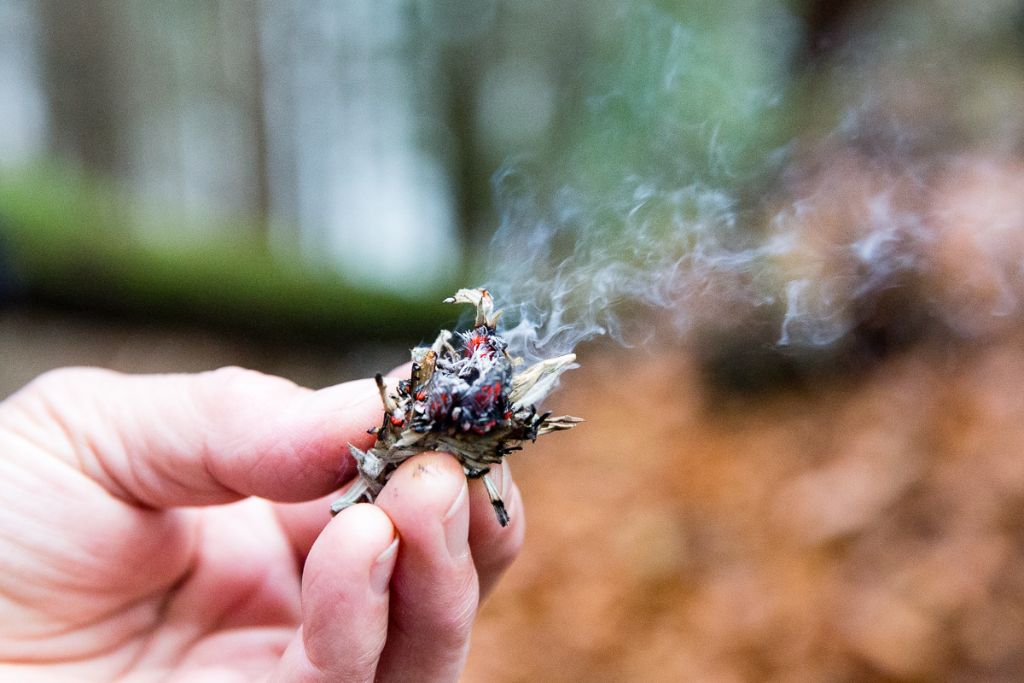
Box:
[331,289,582,526]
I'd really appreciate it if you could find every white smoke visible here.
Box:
[482,2,1024,362]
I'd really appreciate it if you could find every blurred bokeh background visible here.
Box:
[5,0,1024,680]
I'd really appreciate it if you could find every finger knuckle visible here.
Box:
[25,366,112,397]
[201,365,271,391]
[194,366,295,411]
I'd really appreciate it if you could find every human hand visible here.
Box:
[0,367,524,682]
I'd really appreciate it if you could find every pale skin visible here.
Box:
[0,366,525,682]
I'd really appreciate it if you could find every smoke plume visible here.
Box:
[482,2,1024,363]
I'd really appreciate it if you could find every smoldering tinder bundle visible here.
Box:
[331,288,581,526]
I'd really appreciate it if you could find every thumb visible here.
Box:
[0,366,383,507]
[270,504,396,682]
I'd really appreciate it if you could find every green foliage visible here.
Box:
[0,164,456,342]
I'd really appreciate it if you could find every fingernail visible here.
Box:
[371,537,399,594]
[443,480,469,558]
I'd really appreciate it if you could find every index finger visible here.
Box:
[0,366,382,507]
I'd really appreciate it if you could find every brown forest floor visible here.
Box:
[466,337,1024,682]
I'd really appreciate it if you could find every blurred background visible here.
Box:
[4,0,1024,680]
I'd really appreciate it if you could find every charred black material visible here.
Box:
[330,288,582,527]
[410,326,514,441]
